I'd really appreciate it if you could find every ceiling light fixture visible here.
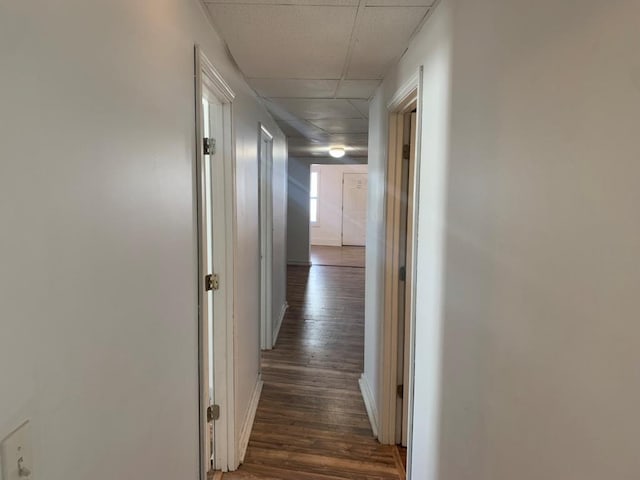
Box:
[329,147,346,158]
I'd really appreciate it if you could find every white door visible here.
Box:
[200,91,223,474]
[342,173,368,246]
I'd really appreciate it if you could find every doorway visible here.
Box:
[195,46,236,476]
[200,87,222,475]
[259,125,274,350]
[395,110,417,447]
[309,164,367,268]
[308,164,368,267]
[380,70,422,477]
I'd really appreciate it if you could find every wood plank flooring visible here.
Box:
[310,246,365,268]
[223,264,403,480]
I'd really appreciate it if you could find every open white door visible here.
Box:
[380,70,422,457]
[195,46,236,475]
[200,92,223,473]
[342,173,368,246]
[396,111,417,447]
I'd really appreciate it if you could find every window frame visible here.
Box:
[309,169,320,225]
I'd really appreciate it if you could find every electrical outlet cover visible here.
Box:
[1,421,32,480]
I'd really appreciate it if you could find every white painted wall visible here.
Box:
[287,157,367,265]
[310,164,368,247]
[0,1,286,478]
[367,0,640,479]
[233,104,287,464]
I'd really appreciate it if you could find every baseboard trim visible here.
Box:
[238,375,263,464]
[359,373,379,438]
[310,240,342,247]
[273,302,288,347]
[288,260,311,266]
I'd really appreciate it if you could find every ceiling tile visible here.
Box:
[335,79,380,99]
[249,78,339,98]
[347,6,429,79]
[275,121,308,137]
[288,135,369,158]
[365,0,433,5]
[275,98,364,120]
[329,133,369,144]
[206,0,358,5]
[309,118,369,134]
[207,4,356,78]
[349,99,370,118]
[273,119,331,140]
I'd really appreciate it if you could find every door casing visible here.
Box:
[195,45,237,476]
[379,67,424,478]
[259,125,274,350]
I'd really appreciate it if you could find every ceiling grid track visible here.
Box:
[333,0,368,99]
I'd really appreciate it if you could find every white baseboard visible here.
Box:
[310,239,341,247]
[238,375,263,464]
[272,302,288,347]
[359,373,379,438]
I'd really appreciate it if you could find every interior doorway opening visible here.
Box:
[195,46,236,477]
[259,124,275,350]
[380,70,423,479]
[308,163,368,268]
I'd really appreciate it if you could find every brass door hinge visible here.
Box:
[402,144,410,160]
[207,404,220,422]
[397,384,404,398]
[205,273,219,291]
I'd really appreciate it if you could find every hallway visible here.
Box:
[224,262,404,479]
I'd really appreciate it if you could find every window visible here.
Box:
[310,170,319,223]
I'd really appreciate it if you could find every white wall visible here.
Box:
[310,164,368,246]
[367,0,640,479]
[365,3,453,478]
[287,157,367,264]
[0,1,286,478]
[232,104,287,462]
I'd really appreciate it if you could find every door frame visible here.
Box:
[258,124,274,350]
[379,68,423,470]
[195,45,237,476]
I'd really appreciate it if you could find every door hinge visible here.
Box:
[399,265,406,282]
[205,273,219,291]
[203,137,216,155]
[402,144,410,160]
[207,404,220,422]
[397,384,404,398]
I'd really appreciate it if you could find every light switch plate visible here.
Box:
[1,421,32,480]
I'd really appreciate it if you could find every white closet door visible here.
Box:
[342,173,368,246]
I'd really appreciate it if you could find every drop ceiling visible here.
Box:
[204,0,434,157]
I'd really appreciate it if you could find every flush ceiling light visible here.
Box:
[329,147,346,158]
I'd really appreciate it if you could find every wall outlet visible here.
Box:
[0,421,32,480]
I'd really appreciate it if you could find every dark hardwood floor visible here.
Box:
[224,264,403,480]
